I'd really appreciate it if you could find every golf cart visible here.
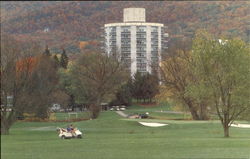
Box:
[56,127,83,139]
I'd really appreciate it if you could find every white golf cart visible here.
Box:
[56,127,83,139]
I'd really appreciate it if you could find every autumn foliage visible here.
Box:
[16,57,38,75]
[1,1,249,53]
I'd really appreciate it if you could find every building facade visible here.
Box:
[103,8,168,76]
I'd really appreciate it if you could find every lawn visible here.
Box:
[54,112,90,120]
[124,104,192,120]
[1,108,250,159]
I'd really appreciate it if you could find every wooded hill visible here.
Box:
[1,1,249,54]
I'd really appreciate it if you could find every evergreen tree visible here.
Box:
[132,72,144,102]
[131,72,159,103]
[60,49,68,69]
[143,73,159,102]
[53,54,60,68]
[44,45,51,56]
[110,80,133,106]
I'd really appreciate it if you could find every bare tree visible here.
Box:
[1,35,41,134]
[70,51,129,119]
[51,89,70,111]
[1,35,58,134]
[24,54,59,119]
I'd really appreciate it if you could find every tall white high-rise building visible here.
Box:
[103,8,168,76]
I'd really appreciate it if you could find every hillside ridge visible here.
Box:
[1,1,249,53]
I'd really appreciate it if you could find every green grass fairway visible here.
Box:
[54,112,90,120]
[1,111,250,159]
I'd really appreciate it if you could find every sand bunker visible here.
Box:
[138,122,168,127]
[230,124,250,128]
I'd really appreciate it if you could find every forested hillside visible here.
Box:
[1,1,249,53]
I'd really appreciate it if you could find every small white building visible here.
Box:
[103,8,168,76]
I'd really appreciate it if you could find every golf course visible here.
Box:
[1,105,250,159]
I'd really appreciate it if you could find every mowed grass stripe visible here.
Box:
[1,111,250,159]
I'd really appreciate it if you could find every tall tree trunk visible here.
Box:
[89,104,100,119]
[1,118,8,135]
[184,98,200,120]
[199,103,209,120]
[1,114,16,135]
[89,97,101,119]
[223,123,230,137]
[189,106,200,120]
[222,112,230,137]
[69,94,75,111]
[1,122,10,135]
[1,95,16,135]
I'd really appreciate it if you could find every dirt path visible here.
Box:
[154,110,190,114]
[29,126,56,131]
[116,111,129,118]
